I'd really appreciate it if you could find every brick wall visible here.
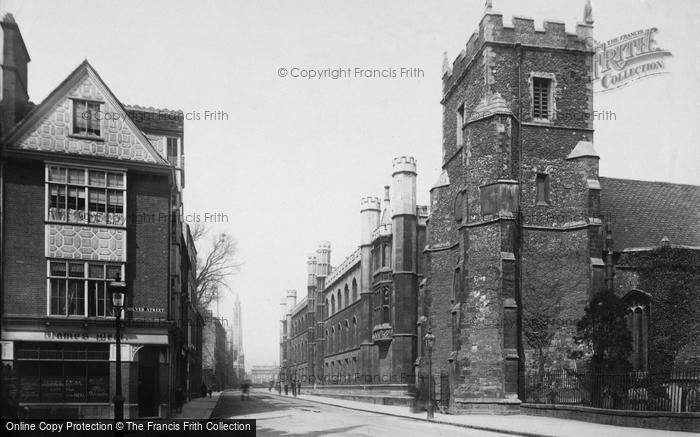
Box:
[128,172,170,318]
[3,159,46,315]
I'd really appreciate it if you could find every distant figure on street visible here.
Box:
[268,380,274,392]
[292,379,297,397]
[175,387,184,413]
[297,380,301,396]
[276,381,281,395]
[284,382,288,395]
[208,387,213,398]
[240,381,250,400]
[201,383,208,398]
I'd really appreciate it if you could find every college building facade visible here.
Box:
[280,3,700,414]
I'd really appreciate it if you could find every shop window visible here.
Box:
[16,343,109,403]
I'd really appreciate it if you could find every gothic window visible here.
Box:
[337,289,342,310]
[630,308,648,371]
[532,77,553,120]
[352,317,358,346]
[325,298,330,318]
[352,279,358,302]
[338,323,343,350]
[536,174,550,205]
[331,295,336,314]
[344,320,349,349]
[383,243,391,268]
[344,285,349,307]
[382,288,391,325]
[330,327,334,352]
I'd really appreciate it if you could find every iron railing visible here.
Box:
[523,368,700,412]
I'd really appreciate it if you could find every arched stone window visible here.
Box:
[352,278,358,302]
[337,323,342,351]
[352,317,358,346]
[331,295,336,314]
[330,327,335,352]
[344,285,349,307]
[337,289,342,310]
[325,298,329,318]
[344,320,349,349]
[383,243,391,268]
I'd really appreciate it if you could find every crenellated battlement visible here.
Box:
[325,248,361,287]
[443,11,594,95]
[360,196,381,211]
[317,241,331,251]
[392,155,417,175]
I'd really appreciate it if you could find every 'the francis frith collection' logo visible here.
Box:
[593,27,672,92]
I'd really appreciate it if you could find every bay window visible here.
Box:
[46,165,126,226]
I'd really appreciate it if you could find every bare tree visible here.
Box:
[191,223,241,310]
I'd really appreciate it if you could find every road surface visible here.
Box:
[211,389,511,437]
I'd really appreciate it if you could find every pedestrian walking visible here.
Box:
[284,382,288,395]
[297,380,301,396]
[201,383,208,398]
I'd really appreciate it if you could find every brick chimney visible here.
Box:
[0,12,30,138]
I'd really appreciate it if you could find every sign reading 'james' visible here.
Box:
[593,27,672,92]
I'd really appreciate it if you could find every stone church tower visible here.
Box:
[424,4,599,412]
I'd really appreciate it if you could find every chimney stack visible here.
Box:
[0,13,30,137]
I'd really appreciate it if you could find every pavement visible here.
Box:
[265,389,697,437]
[170,388,697,436]
[213,389,511,436]
[170,391,223,419]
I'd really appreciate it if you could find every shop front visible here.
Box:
[1,322,169,419]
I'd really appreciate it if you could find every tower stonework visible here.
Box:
[390,157,418,379]
[359,197,381,379]
[315,242,331,383]
[306,255,318,382]
[425,9,597,413]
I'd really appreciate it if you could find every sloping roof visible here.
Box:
[124,104,184,135]
[600,177,700,250]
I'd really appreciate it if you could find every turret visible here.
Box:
[307,255,317,287]
[389,156,418,379]
[360,197,381,246]
[285,289,297,315]
[315,242,331,277]
[391,156,417,218]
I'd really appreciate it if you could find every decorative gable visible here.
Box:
[5,61,165,165]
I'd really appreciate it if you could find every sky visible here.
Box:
[4,0,699,369]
